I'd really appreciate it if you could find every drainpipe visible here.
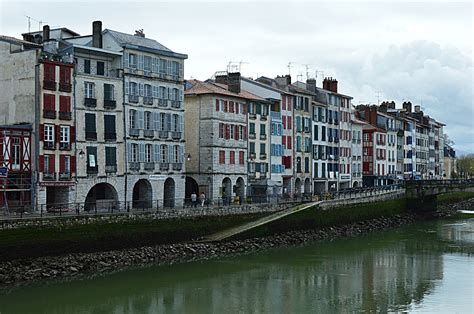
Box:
[33,62,40,212]
[72,56,78,207]
[122,50,128,209]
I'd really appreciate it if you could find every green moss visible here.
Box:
[437,192,474,204]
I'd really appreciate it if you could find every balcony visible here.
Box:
[328,137,333,143]
[43,110,56,119]
[143,129,154,138]
[249,133,256,140]
[59,142,71,150]
[170,101,181,108]
[59,111,71,120]
[260,115,267,121]
[59,172,71,180]
[171,131,182,140]
[158,131,169,139]
[43,80,56,91]
[87,167,98,175]
[144,162,155,171]
[172,163,183,171]
[43,141,55,150]
[104,99,116,109]
[105,165,117,173]
[260,134,267,140]
[43,172,56,181]
[334,119,339,125]
[260,153,267,160]
[334,137,339,143]
[128,95,139,103]
[159,162,169,171]
[84,98,97,108]
[129,162,140,171]
[59,82,72,93]
[129,128,140,137]
[158,99,168,107]
[104,132,117,141]
[248,113,256,120]
[143,96,154,105]
[86,131,97,141]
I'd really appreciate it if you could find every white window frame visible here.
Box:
[129,109,137,129]
[129,53,137,68]
[85,82,95,99]
[160,145,168,162]
[145,144,153,162]
[144,111,152,130]
[60,125,70,144]
[131,143,139,162]
[44,124,54,143]
[130,82,138,96]
[64,155,71,173]
[12,138,20,170]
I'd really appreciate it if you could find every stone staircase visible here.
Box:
[199,201,321,242]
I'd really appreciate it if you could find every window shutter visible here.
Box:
[154,144,160,163]
[138,111,144,129]
[179,63,183,79]
[171,115,176,132]
[167,60,172,75]
[178,145,184,163]
[216,99,219,111]
[179,89,183,101]
[139,143,145,162]
[70,126,75,143]
[127,143,132,163]
[71,156,76,173]
[167,87,171,100]
[39,124,44,141]
[59,155,65,173]
[39,155,44,172]
[151,58,156,72]
[236,102,239,114]
[138,55,144,70]
[166,113,171,131]
[244,126,247,140]
[139,83,144,96]
[125,81,129,95]
[180,116,184,133]
[124,52,129,68]
[49,154,55,172]
[55,125,60,144]
[153,112,159,130]
[224,101,228,112]
[243,103,247,114]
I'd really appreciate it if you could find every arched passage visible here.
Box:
[304,178,311,196]
[163,178,175,208]
[222,177,232,205]
[235,177,245,204]
[295,178,302,197]
[85,183,118,212]
[185,176,199,201]
[133,179,152,209]
[353,181,359,188]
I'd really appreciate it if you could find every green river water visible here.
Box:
[0,217,473,313]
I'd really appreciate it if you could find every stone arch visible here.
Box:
[222,177,232,205]
[235,177,245,204]
[304,178,311,195]
[85,182,118,212]
[132,179,152,209]
[353,181,359,188]
[185,176,199,201]
[163,178,175,208]
[295,178,302,196]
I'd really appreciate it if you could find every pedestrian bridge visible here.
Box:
[405,180,474,198]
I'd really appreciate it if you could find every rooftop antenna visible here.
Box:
[238,60,248,73]
[314,70,324,87]
[375,91,381,105]
[297,72,303,82]
[287,62,293,76]
[26,15,47,33]
[303,64,311,80]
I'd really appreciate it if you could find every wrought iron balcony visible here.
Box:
[172,163,182,171]
[85,131,97,141]
[171,100,181,108]
[260,115,267,121]
[87,167,98,175]
[260,134,267,140]
[260,153,267,160]
[129,128,140,137]
[128,95,139,103]
[158,130,169,139]
[59,172,71,180]
[171,131,182,140]
[143,97,154,105]
[59,142,71,150]
[43,141,55,150]
[129,162,140,171]
[160,162,170,171]
[104,99,116,109]
[248,113,256,120]
[104,132,117,141]
[105,165,117,173]
[158,99,168,107]
[43,80,56,91]
[143,129,154,138]
[248,133,256,139]
[59,82,72,92]
[43,172,56,180]
[144,162,155,171]
[84,98,97,107]
[59,111,71,120]
[43,110,56,119]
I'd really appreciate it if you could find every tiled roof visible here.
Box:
[105,29,172,52]
[0,35,41,47]
[185,79,264,101]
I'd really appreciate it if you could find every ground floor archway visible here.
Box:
[235,177,245,204]
[304,178,311,196]
[221,177,232,205]
[353,181,359,188]
[185,176,199,202]
[295,178,302,196]
[163,178,175,208]
[132,179,152,209]
[85,183,118,212]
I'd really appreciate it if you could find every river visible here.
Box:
[0,217,473,313]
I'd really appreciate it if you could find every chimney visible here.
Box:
[402,101,412,113]
[414,105,421,113]
[275,75,289,88]
[215,73,228,85]
[306,78,316,92]
[22,33,35,43]
[43,25,50,41]
[134,29,145,38]
[92,21,103,48]
[322,77,338,93]
[388,101,396,109]
[227,72,241,94]
[379,102,388,113]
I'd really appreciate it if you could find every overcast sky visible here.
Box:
[1,0,473,154]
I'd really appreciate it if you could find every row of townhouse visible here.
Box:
[0,21,187,211]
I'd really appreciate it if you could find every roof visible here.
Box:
[21,27,80,37]
[105,29,171,52]
[185,79,264,101]
[0,35,41,47]
[72,44,122,56]
[241,77,293,95]
[351,118,369,125]
[362,124,387,133]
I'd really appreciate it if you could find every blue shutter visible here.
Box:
[167,60,172,75]
[127,143,132,163]
[138,55,144,70]
[168,144,173,163]
[138,110,144,129]
[139,83,144,96]
[139,143,145,162]
[125,81,129,95]
[179,63,183,79]
[179,115,184,133]
[154,144,160,163]
[165,113,171,131]
[179,145,184,163]
[153,112,159,130]
[124,52,129,68]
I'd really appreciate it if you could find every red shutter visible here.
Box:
[236,102,239,114]
[59,155,65,173]
[243,126,247,140]
[216,99,219,111]
[70,156,76,173]
[224,101,228,112]
[234,125,239,140]
[70,126,75,143]
[39,124,44,141]
[49,154,55,173]
[39,155,44,172]
[59,96,70,112]
[225,124,230,139]
[243,103,247,114]
[282,136,286,147]
[55,125,61,144]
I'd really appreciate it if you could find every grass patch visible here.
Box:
[437,192,474,204]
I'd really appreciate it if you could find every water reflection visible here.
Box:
[1,219,472,313]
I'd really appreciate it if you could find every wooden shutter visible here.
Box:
[165,114,171,131]
[234,125,239,140]
[138,111,144,129]
[216,99,219,111]
[55,125,60,144]
[127,143,132,163]
[179,63,183,79]
[236,102,239,114]
[39,155,44,172]
[71,156,76,173]
[39,124,44,141]
[180,116,184,133]
[154,144,160,164]
[167,60,172,75]
[224,101,228,112]
[59,155,65,173]
[243,126,247,140]
[139,143,145,162]
[70,126,75,143]
[125,81,129,95]
[139,83,144,96]
[49,154,55,172]
[242,103,247,114]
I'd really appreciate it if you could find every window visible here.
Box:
[84,59,91,74]
[172,114,179,132]
[105,147,116,167]
[44,124,54,143]
[104,115,116,140]
[260,143,266,155]
[144,112,152,130]
[260,124,266,135]
[287,136,292,149]
[249,123,255,135]
[104,84,115,101]
[239,151,244,165]
[130,82,138,95]
[314,125,318,141]
[219,151,225,164]
[12,138,20,170]
[230,151,235,164]
[44,63,55,81]
[96,61,105,76]
[43,94,55,111]
[60,126,70,144]
[145,84,152,98]
[145,144,153,163]
[85,82,95,99]
[160,145,168,162]
[87,146,98,171]
[144,56,152,72]
[59,96,70,113]
[62,155,71,174]
[173,145,180,163]
[130,144,139,163]
[59,66,70,84]
[43,155,50,173]
[159,58,167,74]
[129,110,137,129]
[129,54,137,68]
[249,142,255,154]
[172,61,179,76]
